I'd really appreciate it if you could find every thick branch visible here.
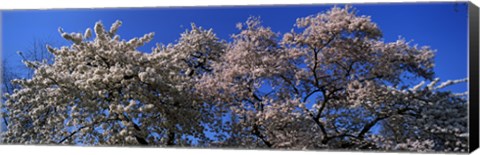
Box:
[2,115,8,127]
[252,124,273,148]
[309,33,337,88]
[357,116,387,140]
[57,126,88,144]
[303,89,321,103]
[56,117,118,144]
[166,131,175,146]
[356,107,414,140]
[279,75,300,96]
[121,113,149,145]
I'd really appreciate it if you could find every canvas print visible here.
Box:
[0,2,476,153]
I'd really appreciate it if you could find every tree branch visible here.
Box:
[252,124,273,148]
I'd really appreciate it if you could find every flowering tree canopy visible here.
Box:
[1,6,469,152]
[2,20,226,146]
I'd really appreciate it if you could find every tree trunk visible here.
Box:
[167,131,175,146]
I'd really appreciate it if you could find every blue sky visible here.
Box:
[1,2,468,93]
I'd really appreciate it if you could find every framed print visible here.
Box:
[1,1,479,153]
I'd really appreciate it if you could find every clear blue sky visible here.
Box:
[2,2,468,91]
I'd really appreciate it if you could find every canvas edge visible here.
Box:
[468,1,479,153]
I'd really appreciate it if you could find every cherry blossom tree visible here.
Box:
[1,20,225,146]
[196,6,469,152]
[1,5,469,153]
